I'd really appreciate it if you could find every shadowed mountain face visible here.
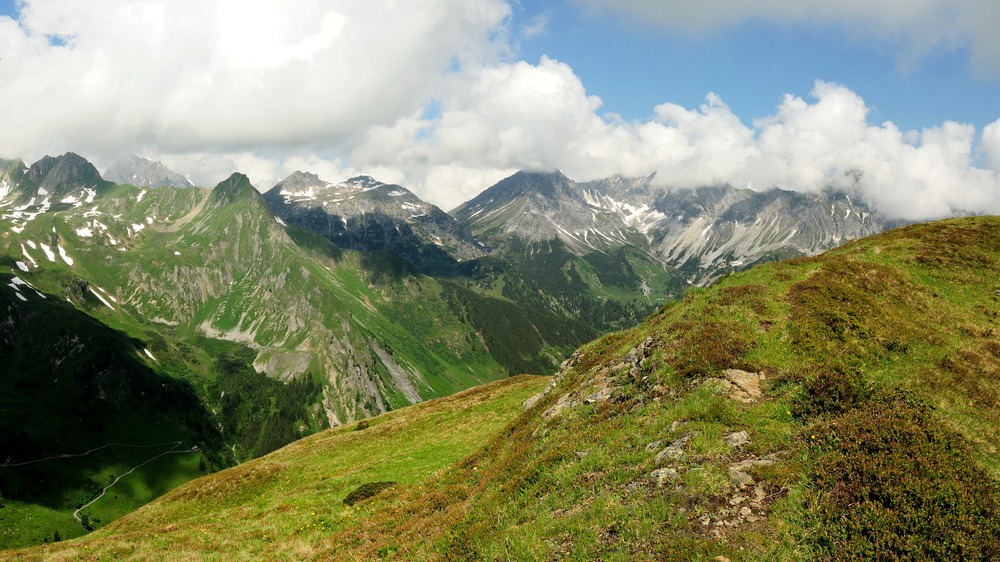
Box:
[6,153,113,205]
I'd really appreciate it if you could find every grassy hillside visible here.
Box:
[7,215,1000,559]
[0,375,548,560]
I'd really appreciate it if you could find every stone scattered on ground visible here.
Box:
[724,430,750,447]
[654,433,693,464]
[649,467,679,487]
[541,392,579,420]
[727,452,785,490]
[704,369,767,403]
[523,351,581,411]
[584,387,617,404]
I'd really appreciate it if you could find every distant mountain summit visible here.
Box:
[210,172,262,207]
[453,170,646,252]
[264,171,487,265]
[456,170,903,286]
[0,153,113,229]
[103,154,194,188]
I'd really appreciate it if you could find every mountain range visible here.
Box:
[0,151,908,548]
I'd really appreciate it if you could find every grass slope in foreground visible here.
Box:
[1,375,548,560]
[9,216,1000,560]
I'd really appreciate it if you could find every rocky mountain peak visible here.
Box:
[456,169,905,287]
[264,171,487,263]
[274,170,328,194]
[15,152,110,201]
[345,175,382,190]
[210,172,259,206]
[26,153,104,191]
[497,170,573,202]
[103,154,194,188]
[0,158,27,198]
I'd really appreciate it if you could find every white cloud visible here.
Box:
[0,0,511,161]
[573,0,1000,75]
[350,59,1000,220]
[521,12,550,39]
[983,120,1000,170]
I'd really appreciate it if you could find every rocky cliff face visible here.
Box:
[0,152,111,213]
[452,170,634,253]
[642,186,899,284]
[0,159,27,200]
[22,153,111,200]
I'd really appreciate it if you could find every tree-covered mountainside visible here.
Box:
[9,216,999,560]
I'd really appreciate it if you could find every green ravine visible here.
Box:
[6,215,1000,559]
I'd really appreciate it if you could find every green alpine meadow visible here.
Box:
[5,212,1000,559]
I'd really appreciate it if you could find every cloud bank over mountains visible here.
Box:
[0,0,998,220]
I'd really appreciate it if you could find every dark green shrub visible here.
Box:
[792,368,869,418]
[810,394,1000,560]
[343,481,397,506]
[668,320,757,377]
[715,283,768,314]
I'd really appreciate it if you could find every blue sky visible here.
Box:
[511,0,998,132]
[0,0,997,218]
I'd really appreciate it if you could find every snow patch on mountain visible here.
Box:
[89,285,115,310]
[39,243,55,262]
[58,244,73,265]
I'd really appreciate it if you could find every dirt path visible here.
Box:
[73,441,197,522]
[0,440,185,467]
[162,191,209,233]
